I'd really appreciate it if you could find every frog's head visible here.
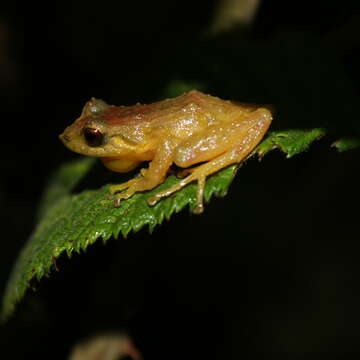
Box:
[59,98,146,159]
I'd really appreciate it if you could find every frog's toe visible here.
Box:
[110,184,126,195]
[193,203,204,214]
[113,188,136,207]
[109,178,139,194]
[148,173,206,213]
[114,197,122,207]
[147,181,185,206]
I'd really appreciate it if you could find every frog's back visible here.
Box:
[97,91,241,126]
[160,90,256,121]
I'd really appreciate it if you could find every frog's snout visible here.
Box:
[59,133,71,143]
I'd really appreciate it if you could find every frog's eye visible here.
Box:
[83,127,104,147]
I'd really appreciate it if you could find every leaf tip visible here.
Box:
[331,137,360,152]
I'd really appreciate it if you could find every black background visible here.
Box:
[1,1,360,358]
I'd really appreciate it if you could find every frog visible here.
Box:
[59,90,272,213]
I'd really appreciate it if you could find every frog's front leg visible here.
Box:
[110,140,178,206]
[109,169,147,194]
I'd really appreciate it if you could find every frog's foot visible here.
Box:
[110,178,141,207]
[109,178,140,195]
[148,145,252,213]
[148,169,207,214]
[110,168,148,195]
[111,174,160,207]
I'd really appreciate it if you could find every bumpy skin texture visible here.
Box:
[60,90,272,213]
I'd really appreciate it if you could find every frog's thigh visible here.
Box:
[184,109,272,179]
[150,109,272,212]
[174,108,272,168]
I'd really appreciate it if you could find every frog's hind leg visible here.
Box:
[176,166,197,178]
[148,145,248,214]
[148,111,271,213]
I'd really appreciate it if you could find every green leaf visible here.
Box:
[36,157,96,219]
[1,161,236,321]
[254,128,325,158]
[1,128,327,321]
[331,137,360,152]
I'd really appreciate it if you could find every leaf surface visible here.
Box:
[255,128,325,158]
[332,137,360,152]
[1,128,328,320]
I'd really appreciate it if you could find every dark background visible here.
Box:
[1,1,360,358]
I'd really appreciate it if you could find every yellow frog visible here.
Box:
[60,90,272,213]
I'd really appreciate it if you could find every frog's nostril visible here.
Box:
[63,134,71,142]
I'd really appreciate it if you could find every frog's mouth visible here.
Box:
[100,157,141,173]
